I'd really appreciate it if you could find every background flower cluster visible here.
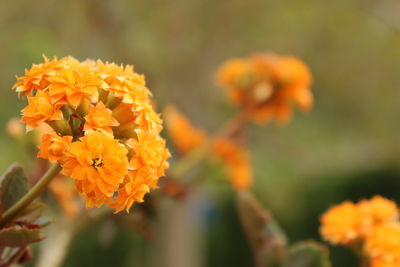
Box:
[321,196,400,266]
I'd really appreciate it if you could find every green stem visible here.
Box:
[0,163,62,228]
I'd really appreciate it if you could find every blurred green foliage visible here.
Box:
[2,0,400,266]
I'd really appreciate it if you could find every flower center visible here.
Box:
[92,157,103,169]
[252,82,273,103]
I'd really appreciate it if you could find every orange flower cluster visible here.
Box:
[320,196,400,267]
[216,53,313,124]
[14,56,170,213]
[320,196,398,245]
[164,105,252,190]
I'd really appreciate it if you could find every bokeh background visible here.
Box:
[1,0,400,266]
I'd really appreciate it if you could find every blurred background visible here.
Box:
[1,0,400,266]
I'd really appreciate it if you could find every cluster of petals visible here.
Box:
[216,53,313,124]
[320,196,398,245]
[14,56,170,213]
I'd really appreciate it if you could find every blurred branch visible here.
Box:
[236,191,287,267]
[167,110,249,180]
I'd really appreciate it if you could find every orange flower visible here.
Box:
[134,103,163,132]
[21,91,64,128]
[111,131,170,212]
[358,196,398,237]
[164,105,207,155]
[96,60,151,107]
[13,56,61,96]
[49,175,80,216]
[47,59,101,108]
[216,53,313,124]
[84,102,119,134]
[365,222,400,267]
[61,131,128,208]
[213,138,252,190]
[109,167,150,213]
[216,59,251,91]
[272,56,313,111]
[127,130,170,186]
[6,118,24,138]
[230,161,252,190]
[38,132,72,163]
[320,201,359,245]
[320,196,399,246]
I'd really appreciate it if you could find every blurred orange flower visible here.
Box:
[164,105,207,155]
[320,201,359,245]
[5,118,24,138]
[320,196,398,246]
[365,222,400,267]
[213,138,252,190]
[216,53,313,124]
[358,196,398,237]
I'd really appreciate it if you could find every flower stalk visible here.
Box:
[0,163,62,228]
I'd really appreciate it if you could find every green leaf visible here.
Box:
[236,191,287,267]
[0,226,44,247]
[0,164,29,212]
[282,241,332,267]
